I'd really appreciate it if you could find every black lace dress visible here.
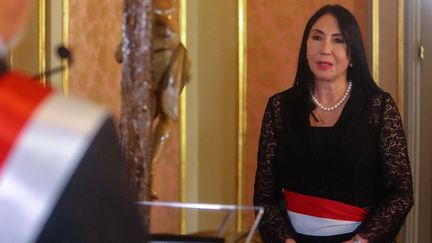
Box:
[253,85,413,243]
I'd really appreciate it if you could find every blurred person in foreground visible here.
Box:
[254,5,413,243]
[0,0,147,242]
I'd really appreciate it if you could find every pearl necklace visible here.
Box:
[310,81,352,111]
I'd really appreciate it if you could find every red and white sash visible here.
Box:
[0,73,108,243]
[283,190,368,236]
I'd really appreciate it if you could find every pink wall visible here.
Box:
[150,0,181,233]
[246,0,368,219]
[69,1,123,118]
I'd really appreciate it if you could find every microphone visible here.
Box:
[33,45,73,80]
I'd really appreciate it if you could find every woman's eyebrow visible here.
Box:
[311,29,343,37]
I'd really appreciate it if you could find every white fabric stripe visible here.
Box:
[288,210,361,236]
[0,94,107,243]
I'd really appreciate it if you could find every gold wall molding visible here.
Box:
[62,0,69,95]
[8,0,68,89]
[237,0,247,232]
[39,0,47,85]
[180,0,187,234]
[397,0,404,117]
[372,0,379,83]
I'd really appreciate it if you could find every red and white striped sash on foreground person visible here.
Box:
[0,72,147,243]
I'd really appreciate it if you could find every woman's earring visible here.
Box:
[349,63,353,68]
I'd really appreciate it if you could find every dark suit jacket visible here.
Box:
[36,117,148,243]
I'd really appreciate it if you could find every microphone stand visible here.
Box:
[32,46,73,81]
[32,66,66,80]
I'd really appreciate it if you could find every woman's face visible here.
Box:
[306,13,350,84]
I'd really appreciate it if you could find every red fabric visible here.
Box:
[0,73,51,170]
[284,190,368,221]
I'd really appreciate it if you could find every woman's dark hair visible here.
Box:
[293,4,379,94]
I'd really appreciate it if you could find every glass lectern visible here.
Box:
[138,201,264,243]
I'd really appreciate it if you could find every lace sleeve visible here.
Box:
[358,93,414,242]
[254,95,293,243]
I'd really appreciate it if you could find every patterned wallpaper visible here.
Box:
[69,0,123,118]
[150,0,181,233]
[246,0,368,220]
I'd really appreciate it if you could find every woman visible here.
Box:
[253,5,413,243]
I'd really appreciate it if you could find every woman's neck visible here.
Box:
[313,79,349,104]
